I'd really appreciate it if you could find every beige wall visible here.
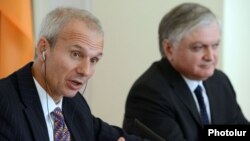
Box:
[222,0,250,120]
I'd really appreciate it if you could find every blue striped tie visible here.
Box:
[194,85,209,125]
[51,107,71,141]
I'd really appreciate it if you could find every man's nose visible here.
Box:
[77,60,92,77]
[204,47,214,61]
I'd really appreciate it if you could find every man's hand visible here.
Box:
[118,137,125,141]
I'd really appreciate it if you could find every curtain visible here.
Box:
[0,0,34,78]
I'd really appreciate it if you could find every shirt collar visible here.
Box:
[33,77,63,116]
[181,75,203,92]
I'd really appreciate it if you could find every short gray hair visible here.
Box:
[38,7,103,47]
[158,3,219,56]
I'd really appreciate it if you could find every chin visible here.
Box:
[201,72,214,80]
[64,90,79,98]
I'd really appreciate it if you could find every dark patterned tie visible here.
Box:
[51,107,71,141]
[194,85,210,125]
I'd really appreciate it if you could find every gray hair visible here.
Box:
[158,3,219,56]
[38,7,103,48]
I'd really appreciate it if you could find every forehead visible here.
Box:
[182,22,221,43]
[58,20,104,49]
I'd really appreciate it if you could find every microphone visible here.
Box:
[134,118,166,141]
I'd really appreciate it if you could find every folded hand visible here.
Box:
[118,137,125,141]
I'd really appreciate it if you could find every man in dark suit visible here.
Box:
[0,7,148,141]
[123,3,249,141]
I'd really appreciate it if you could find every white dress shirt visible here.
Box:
[182,76,211,124]
[33,78,63,141]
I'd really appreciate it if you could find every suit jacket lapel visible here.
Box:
[203,79,217,124]
[63,94,94,141]
[16,63,49,141]
[173,80,202,126]
[62,98,81,141]
[171,76,202,126]
[159,58,202,126]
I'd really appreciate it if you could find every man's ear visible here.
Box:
[163,39,173,61]
[37,37,48,53]
[36,37,50,61]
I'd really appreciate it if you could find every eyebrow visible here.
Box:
[72,45,103,57]
[191,40,221,45]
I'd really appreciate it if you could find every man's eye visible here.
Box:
[191,45,203,52]
[71,51,80,58]
[212,43,219,49]
[90,58,99,64]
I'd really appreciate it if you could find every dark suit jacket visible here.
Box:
[0,62,146,141]
[123,58,249,141]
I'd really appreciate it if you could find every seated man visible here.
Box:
[123,3,249,141]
